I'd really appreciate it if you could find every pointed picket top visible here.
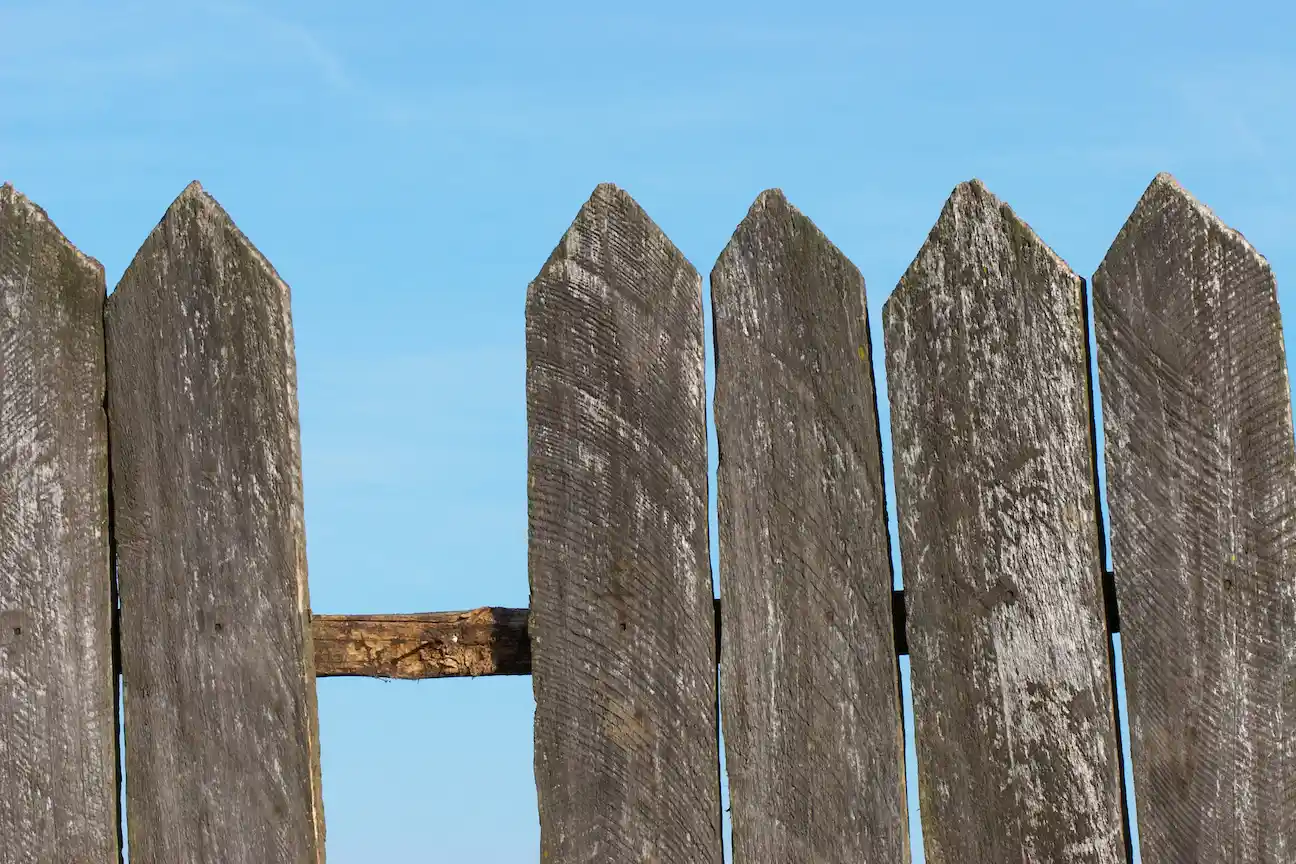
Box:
[884,180,1127,861]
[711,189,908,861]
[527,182,695,315]
[1093,173,1293,863]
[114,180,290,304]
[712,187,862,294]
[526,183,720,862]
[106,180,323,861]
[1,182,105,275]
[1102,172,1273,280]
[1,182,117,862]
[886,179,1077,323]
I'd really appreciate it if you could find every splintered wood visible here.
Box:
[312,608,530,679]
[711,189,907,863]
[1094,173,1295,864]
[106,183,324,864]
[526,184,722,864]
[884,180,1126,863]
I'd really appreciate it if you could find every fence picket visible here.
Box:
[711,190,907,863]
[105,182,324,864]
[0,184,118,863]
[883,180,1126,862]
[1093,173,1295,863]
[526,184,722,864]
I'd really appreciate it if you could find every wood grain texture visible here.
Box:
[883,180,1126,863]
[0,184,118,863]
[526,184,722,864]
[105,182,324,864]
[711,189,906,863]
[312,607,531,679]
[1094,173,1295,863]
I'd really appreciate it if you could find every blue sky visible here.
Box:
[3,0,1292,861]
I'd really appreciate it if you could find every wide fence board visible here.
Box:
[0,185,118,862]
[710,190,907,863]
[105,182,324,864]
[883,180,1126,863]
[1094,173,1295,862]
[526,184,722,864]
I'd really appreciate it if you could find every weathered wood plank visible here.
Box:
[1094,173,1295,863]
[312,608,531,678]
[883,179,1126,863]
[0,184,119,862]
[526,183,722,863]
[106,182,324,864]
[711,189,907,863]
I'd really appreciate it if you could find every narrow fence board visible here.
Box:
[1094,173,1295,863]
[526,184,722,863]
[312,608,531,678]
[106,182,324,864]
[883,180,1126,863]
[0,185,118,862]
[711,190,906,862]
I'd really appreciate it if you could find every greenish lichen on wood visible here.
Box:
[884,179,1126,863]
[0,183,119,864]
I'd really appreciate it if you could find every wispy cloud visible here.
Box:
[0,0,417,127]
[195,0,420,128]
[203,2,353,92]
[0,3,182,86]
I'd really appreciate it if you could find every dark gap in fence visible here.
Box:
[891,589,909,656]
[1082,271,1136,864]
[713,633,729,864]
[103,353,126,864]
[1111,635,1142,861]
[490,608,532,675]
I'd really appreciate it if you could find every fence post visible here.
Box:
[105,182,324,863]
[0,184,119,863]
[711,190,907,862]
[1094,173,1295,863]
[884,180,1126,862]
[526,184,722,863]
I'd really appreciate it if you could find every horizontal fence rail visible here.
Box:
[309,579,1116,679]
[1,171,1287,864]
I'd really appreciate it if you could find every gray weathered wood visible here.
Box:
[883,179,1126,863]
[106,182,324,864]
[1094,172,1295,863]
[711,189,907,863]
[526,183,722,864]
[0,184,119,863]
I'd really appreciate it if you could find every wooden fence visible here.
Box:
[0,172,1289,863]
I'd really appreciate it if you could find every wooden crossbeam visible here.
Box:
[311,608,532,679]
[312,579,1120,680]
